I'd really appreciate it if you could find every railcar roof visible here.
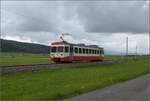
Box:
[62,41,103,49]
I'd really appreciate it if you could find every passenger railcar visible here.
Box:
[50,41,104,63]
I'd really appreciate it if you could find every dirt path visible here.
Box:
[64,74,150,101]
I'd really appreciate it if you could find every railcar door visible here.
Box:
[69,45,74,62]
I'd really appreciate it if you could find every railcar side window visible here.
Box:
[58,46,63,52]
[101,49,104,54]
[86,49,88,54]
[89,49,91,54]
[83,48,85,54]
[100,49,103,54]
[75,48,78,53]
[65,47,69,52]
[51,47,57,52]
[97,50,99,54]
[79,48,82,53]
[92,50,94,54]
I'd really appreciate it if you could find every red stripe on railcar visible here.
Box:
[51,41,65,45]
[73,56,103,61]
[51,56,104,63]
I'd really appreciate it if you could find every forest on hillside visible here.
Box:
[0,39,50,54]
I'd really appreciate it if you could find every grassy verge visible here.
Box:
[0,56,149,100]
[0,52,51,66]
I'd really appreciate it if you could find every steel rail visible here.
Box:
[0,61,113,74]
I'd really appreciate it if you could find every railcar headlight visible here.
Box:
[51,54,54,57]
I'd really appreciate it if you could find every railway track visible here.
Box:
[0,61,113,74]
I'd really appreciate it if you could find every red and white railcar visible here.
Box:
[50,41,104,63]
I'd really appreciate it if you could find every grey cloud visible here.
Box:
[1,1,62,33]
[1,1,149,34]
[75,1,149,33]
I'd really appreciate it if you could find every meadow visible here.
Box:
[0,52,51,66]
[0,55,149,100]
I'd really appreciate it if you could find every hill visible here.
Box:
[0,39,50,54]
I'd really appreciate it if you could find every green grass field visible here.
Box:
[1,55,149,100]
[0,52,51,66]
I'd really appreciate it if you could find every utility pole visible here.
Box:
[0,32,2,52]
[135,45,137,59]
[126,37,128,56]
[136,45,137,56]
[149,31,150,56]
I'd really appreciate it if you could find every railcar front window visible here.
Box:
[58,46,64,52]
[65,47,69,52]
[51,47,57,52]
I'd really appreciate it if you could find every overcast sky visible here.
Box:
[1,1,149,55]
